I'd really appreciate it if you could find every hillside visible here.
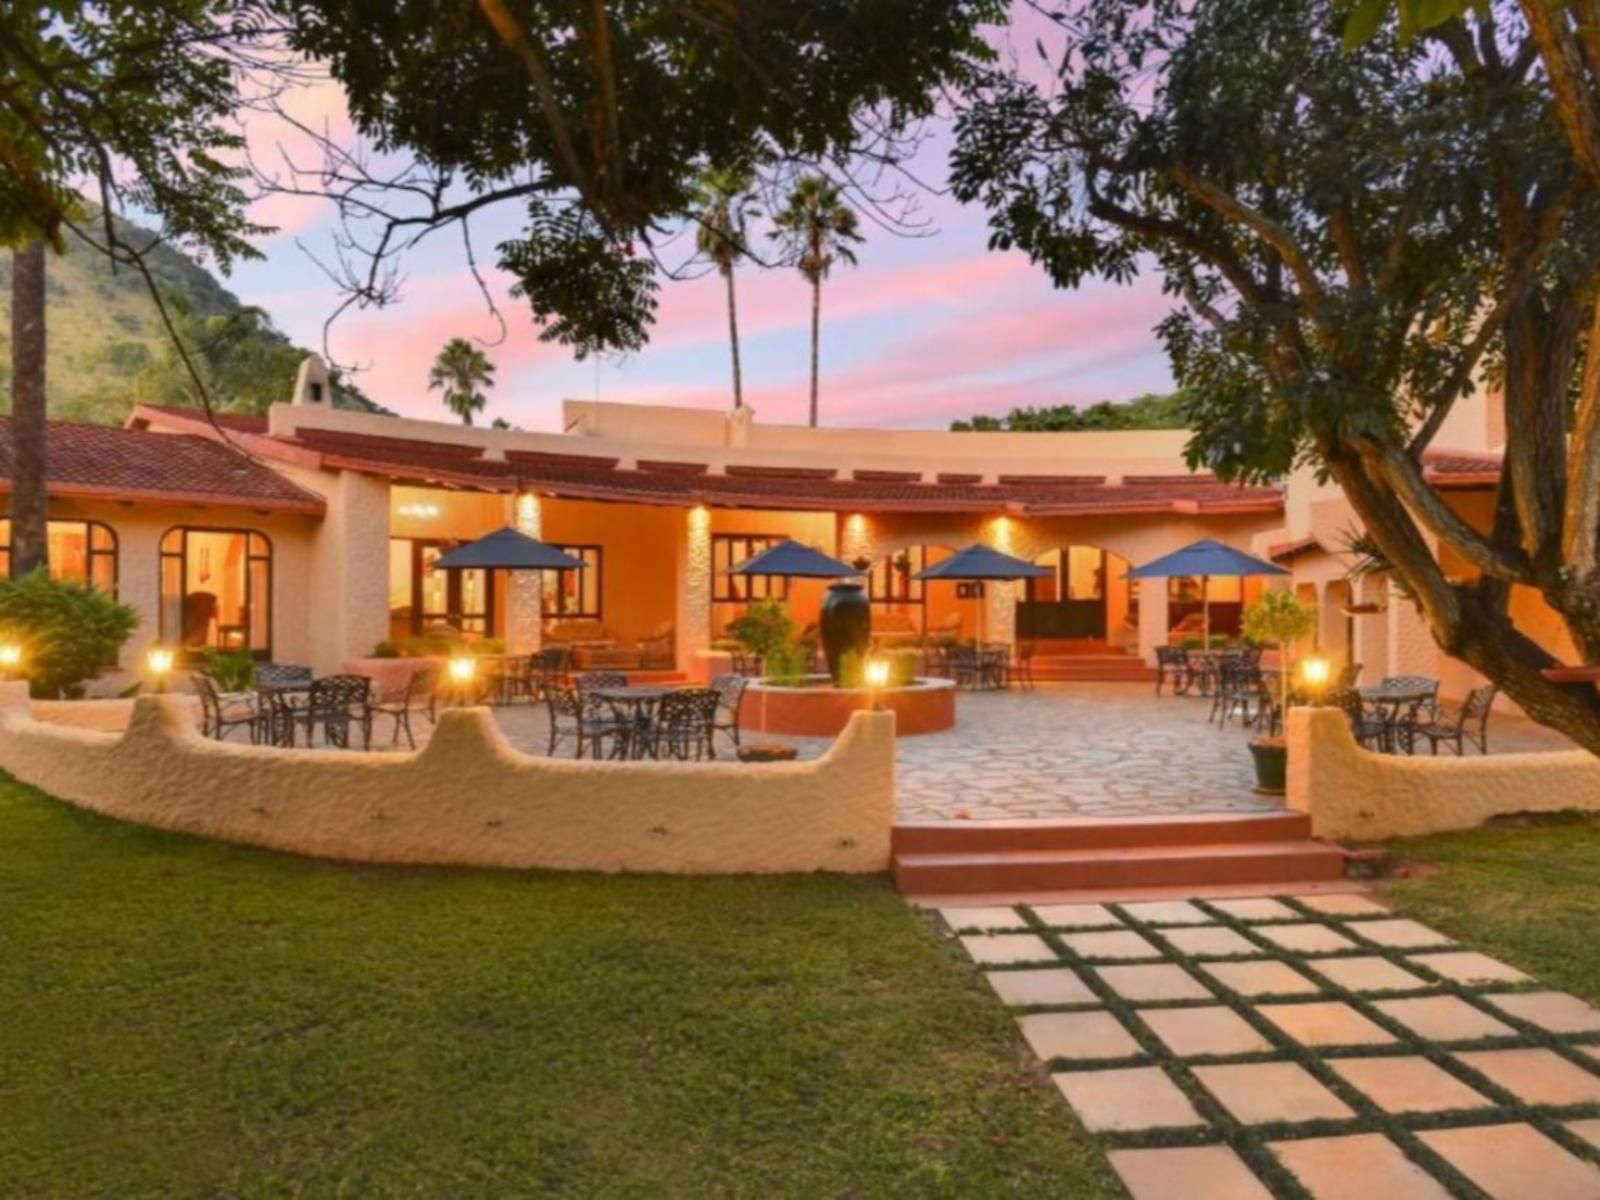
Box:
[950,392,1188,432]
[0,216,388,423]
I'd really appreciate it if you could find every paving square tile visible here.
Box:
[1120,899,1212,925]
[1567,1119,1600,1149]
[985,968,1097,1007]
[1407,951,1531,986]
[940,905,1029,931]
[1309,955,1429,993]
[1255,923,1360,954]
[1109,1145,1274,1200]
[1137,1005,1272,1057]
[1373,995,1517,1042]
[1294,893,1390,917]
[1270,1132,1452,1200]
[1031,902,1120,929]
[1419,1123,1600,1200]
[1162,925,1263,958]
[1485,991,1600,1035]
[1210,896,1298,921]
[1353,919,1456,950]
[1051,1066,1204,1132]
[1193,1061,1356,1124]
[1327,1056,1491,1114]
[1060,929,1163,961]
[1095,963,1213,1002]
[1258,1000,1399,1048]
[1457,1048,1600,1106]
[959,933,1056,966]
[1201,958,1322,998]
[1577,1045,1600,1067]
[1017,1010,1142,1062]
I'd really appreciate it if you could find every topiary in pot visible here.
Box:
[0,570,139,699]
[1240,590,1317,794]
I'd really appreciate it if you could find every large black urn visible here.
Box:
[819,581,871,684]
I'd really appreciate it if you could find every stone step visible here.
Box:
[892,811,1313,855]
[893,839,1348,895]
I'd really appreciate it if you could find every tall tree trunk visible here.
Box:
[808,275,820,428]
[10,241,48,579]
[725,266,744,409]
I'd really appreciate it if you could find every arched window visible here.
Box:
[159,527,272,656]
[0,519,118,593]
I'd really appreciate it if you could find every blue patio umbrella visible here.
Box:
[1125,538,1287,642]
[727,539,863,579]
[914,543,1051,643]
[432,526,586,572]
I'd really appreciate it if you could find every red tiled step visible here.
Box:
[892,811,1313,854]
[893,839,1348,895]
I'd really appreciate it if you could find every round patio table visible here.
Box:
[1359,681,1437,752]
[591,685,679,759]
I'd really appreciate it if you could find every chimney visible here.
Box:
[292,354,332,407]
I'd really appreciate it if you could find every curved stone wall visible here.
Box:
[0,683,895,874]
[1287,706,1600,840]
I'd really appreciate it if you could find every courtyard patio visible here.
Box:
[383,682,1577,824]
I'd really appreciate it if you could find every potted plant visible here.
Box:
[725,598,796,675]
[1240,591,1317,794]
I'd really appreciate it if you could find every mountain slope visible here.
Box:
[0,216,388,423]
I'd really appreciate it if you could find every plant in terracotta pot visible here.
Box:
[1240,590,1317,794]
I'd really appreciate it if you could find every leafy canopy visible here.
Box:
[273,0,1001,357]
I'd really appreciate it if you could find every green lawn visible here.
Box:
[1382,814,1600,1005]
[0,774,1120,1199]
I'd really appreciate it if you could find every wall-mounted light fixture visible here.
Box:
[398,503,441,520]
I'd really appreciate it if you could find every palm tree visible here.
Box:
[9,240,48,577]
[771,175,862,427]
[691,167,758,409]
[427,338,495,426]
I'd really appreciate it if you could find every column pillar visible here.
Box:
[986,516,1019,646]
[677,505,713,678]
[506,491,543,655]
[1137,579,1169,666]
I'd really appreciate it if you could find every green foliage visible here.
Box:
[0,570,138,698]
[0,216,390,423]
[1243,590,1317,713]
[762,641,812,686]
[692,167,759,276]
[770,175,862,285]
[724,599,796,662]
[199,649,255,693]
[427,337,496,425]
[277,0,1001,357]
[951,392,1188,432]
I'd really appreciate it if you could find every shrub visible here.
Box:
[763,641,811,686]
[725,599,795,662]
[0,570,139,698]
[200,648,255,692]
[1242,590,1317,716]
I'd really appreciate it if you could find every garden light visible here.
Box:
[864,657,889,709]
[1300,654,1331,700]
[0,643,21,679]
[448,654,477,704]
[146,646,175,694]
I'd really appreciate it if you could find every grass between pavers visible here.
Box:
[979,892,1600,1200]
[1380,813,1600,1007]
[0,774,1126,1200]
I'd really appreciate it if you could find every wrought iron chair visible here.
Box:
[523,645,571,703]
[369,666,438,749]
[946,644,980,689]
[1154,645,1191,696]
[1409,685,1498,755]
[710,673,748,752]
[653,688,722,760]
[191,673,263,743]
[1331,687,1390,751]
[979,643,1010,690]
[255,663,313,689]
[1210,660,1261,726]
[1012,640,1037,690]
[1336,661,1363,690]
[297,674,374,749]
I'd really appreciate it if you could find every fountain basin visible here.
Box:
[739,674,955,738]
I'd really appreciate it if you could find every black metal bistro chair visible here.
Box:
[192,674,264,743]
[546,682,630,759]
[710,673,748,753]
[296,674,374,749]
[1012,639,1037,690]
[369,667,439,749]
[653,688,722,761]
[1154,645,1191,696]
[1331,687,1391,751]
[1409,685,1498,755]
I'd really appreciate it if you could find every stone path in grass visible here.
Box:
[944,895,1600,1199]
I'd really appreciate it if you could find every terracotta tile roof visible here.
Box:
[0,418,324,513]
[1423,446,1502,488]
[1268,536,1323,562]
[131,404,271,434]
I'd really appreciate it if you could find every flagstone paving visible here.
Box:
[379,681,1579,822]
[945,893,1600,1199]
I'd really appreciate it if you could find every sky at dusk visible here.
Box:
[225,5,1177,432]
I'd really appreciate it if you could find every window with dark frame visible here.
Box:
[712,534,790,602]
[158,526,273,658]
[543,544,603,619]
[0,518,118,594]
[868,546,926,605]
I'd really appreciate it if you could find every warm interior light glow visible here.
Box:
[398,502,441,520]
[1300,655,1331,694]
[0,644,21,670]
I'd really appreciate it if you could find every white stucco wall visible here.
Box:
[0,684,895,874]
[1287,705,1600,840]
